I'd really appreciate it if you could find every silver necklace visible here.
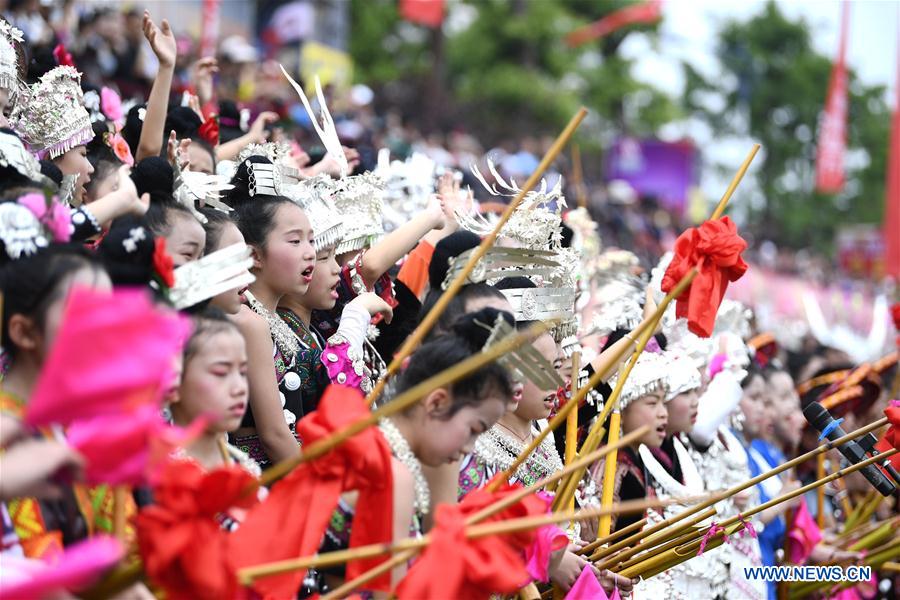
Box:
[245,290,299,362]
[378,418,430,515]
[475,424,563,485]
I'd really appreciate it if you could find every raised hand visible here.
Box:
[248,111,280,144]
[142,11,176,69]
[191,57,218,106]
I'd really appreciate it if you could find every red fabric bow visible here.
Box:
[136,461,258,600]
[229,385,394,598]
[397,483,546,600]
[152,237,176,288]
[199,116,220,146]
[53,44,74,67]
[661,216,748,337]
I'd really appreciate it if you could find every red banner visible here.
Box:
[399,0,445,28]
[885,40,900,279]
[566,0,663,47]
[815,3,850,194]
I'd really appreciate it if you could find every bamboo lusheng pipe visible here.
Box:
[561,352,580,499]
[621,521,746,580]
[552,144,761,512]
[364,108,588,407]
[258,321,551,486]
[239,495,688,585]
[262,427,654,598]
[576,517,648,557]
[842,489,876,532]
[847,518,897,552]
[596,409,621,537]
[583,417,890,565]
[835,512,890,545]
[817,453,826,529]
[611,523,713,572]
[594,507,718,571]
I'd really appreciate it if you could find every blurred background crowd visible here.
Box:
[4,0,897,372]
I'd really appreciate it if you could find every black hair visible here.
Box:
[217,100,245,144]
[198,206,234,255]
[84,121,124,197]
[427,230,482,291]
[0,245,104,356]
[39,160,63,187]
[96,215,157,288]
[121,104,146,157]
[164,106,202,142]
[226,156,294,249]
[421,282,509,337]
[131,157,174,198]
[395,308,514,418]
[184,307,241,362]
[493,276,536,291]
[144,191,195,238]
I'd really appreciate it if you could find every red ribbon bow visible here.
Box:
[662,216,748,337]
[199,116,220,146]
[876,401,900,471]
[136,461,259,600]
[397,483,546,600]
[229,385,394,598]
[53,43,75,67]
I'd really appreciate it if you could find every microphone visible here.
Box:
[803,402,896,497]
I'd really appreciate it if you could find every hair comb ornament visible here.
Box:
[499,286,577,325]
[479,314,564,391]
[59,174,79,208]
[11,66,94,160]
[441,246,562,291]
[173,169,235,220]
[243,159,300,197]
[0,130,42,183]
[279,65,349,177]
[169,242,255,310]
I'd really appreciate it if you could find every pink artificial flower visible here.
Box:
[100,87,124,124]
[17,193,71,243]
[109,132,134,166]
[66,405,208,486]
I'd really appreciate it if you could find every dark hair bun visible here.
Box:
[97,215,157,287]
[449,307,515,351]
[428,230,481,291]
[132,157,174,197]
[225,155,274,207]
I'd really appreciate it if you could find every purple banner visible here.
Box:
[604,138,696,213]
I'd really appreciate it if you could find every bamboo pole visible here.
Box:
[817,454,826,529]
[576,517,647,557]
[113,486,128,541]
[571,144,588,209]
[620,522,745,579]
[259,321,549,486]
[266,428,652,599]
[239,495,684,585]
[596,409,621,537]
[364,108,588,407]
[588,417,889,564]
[787,536,900,599]
[552,143,761,512]
[562,352,581,500]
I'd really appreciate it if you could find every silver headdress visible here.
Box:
[330,171,385,256]
[59,174,78,208]
[441,246,561,291]
[218,143,302,198]
[169,242,255,310]
[590,250,646,337]
[173,169,235,222]
[608,350,670,412]
[663,352,702,401]
[283,174,345,253]
[500,286,577,325]
[279,66,349,176]
[481,314,564,391]
[375,149,436,232]
[0,202,48,259]
[0,20,24,107]
[11,66,94,159]
[456,160,566,250]
[0,130,42,183]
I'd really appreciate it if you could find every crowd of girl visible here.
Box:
[0,11,897,600]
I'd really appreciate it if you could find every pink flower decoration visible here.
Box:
[100,87,124,124]
[66,405,208,486]
[17,193,71,243]
[0,535,123,598]
[110,133,134,166]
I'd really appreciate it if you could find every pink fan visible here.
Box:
[66,405,207,486]
[0,535,123,598]
[26,287,190,428]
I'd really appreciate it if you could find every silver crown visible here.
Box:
[663,351,702,401]
[0,130,42,183]
[480,314,564,391]
[330,171,385,256]
[374,149,436,232]
[243,159,301,197]
[441,246,561,291]
[170,242,256,310]
[499,286,577,324]
[0,20,24,106]
[11,66,94,159]
[282,174,345,253]
[609,350,671,412]
[456,160,566,250]
[173,169,235,221]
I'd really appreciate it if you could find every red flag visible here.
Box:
[399,0,445,28]
[814,3,850,194]
[885,40,900,279]
[566,0,663,47]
